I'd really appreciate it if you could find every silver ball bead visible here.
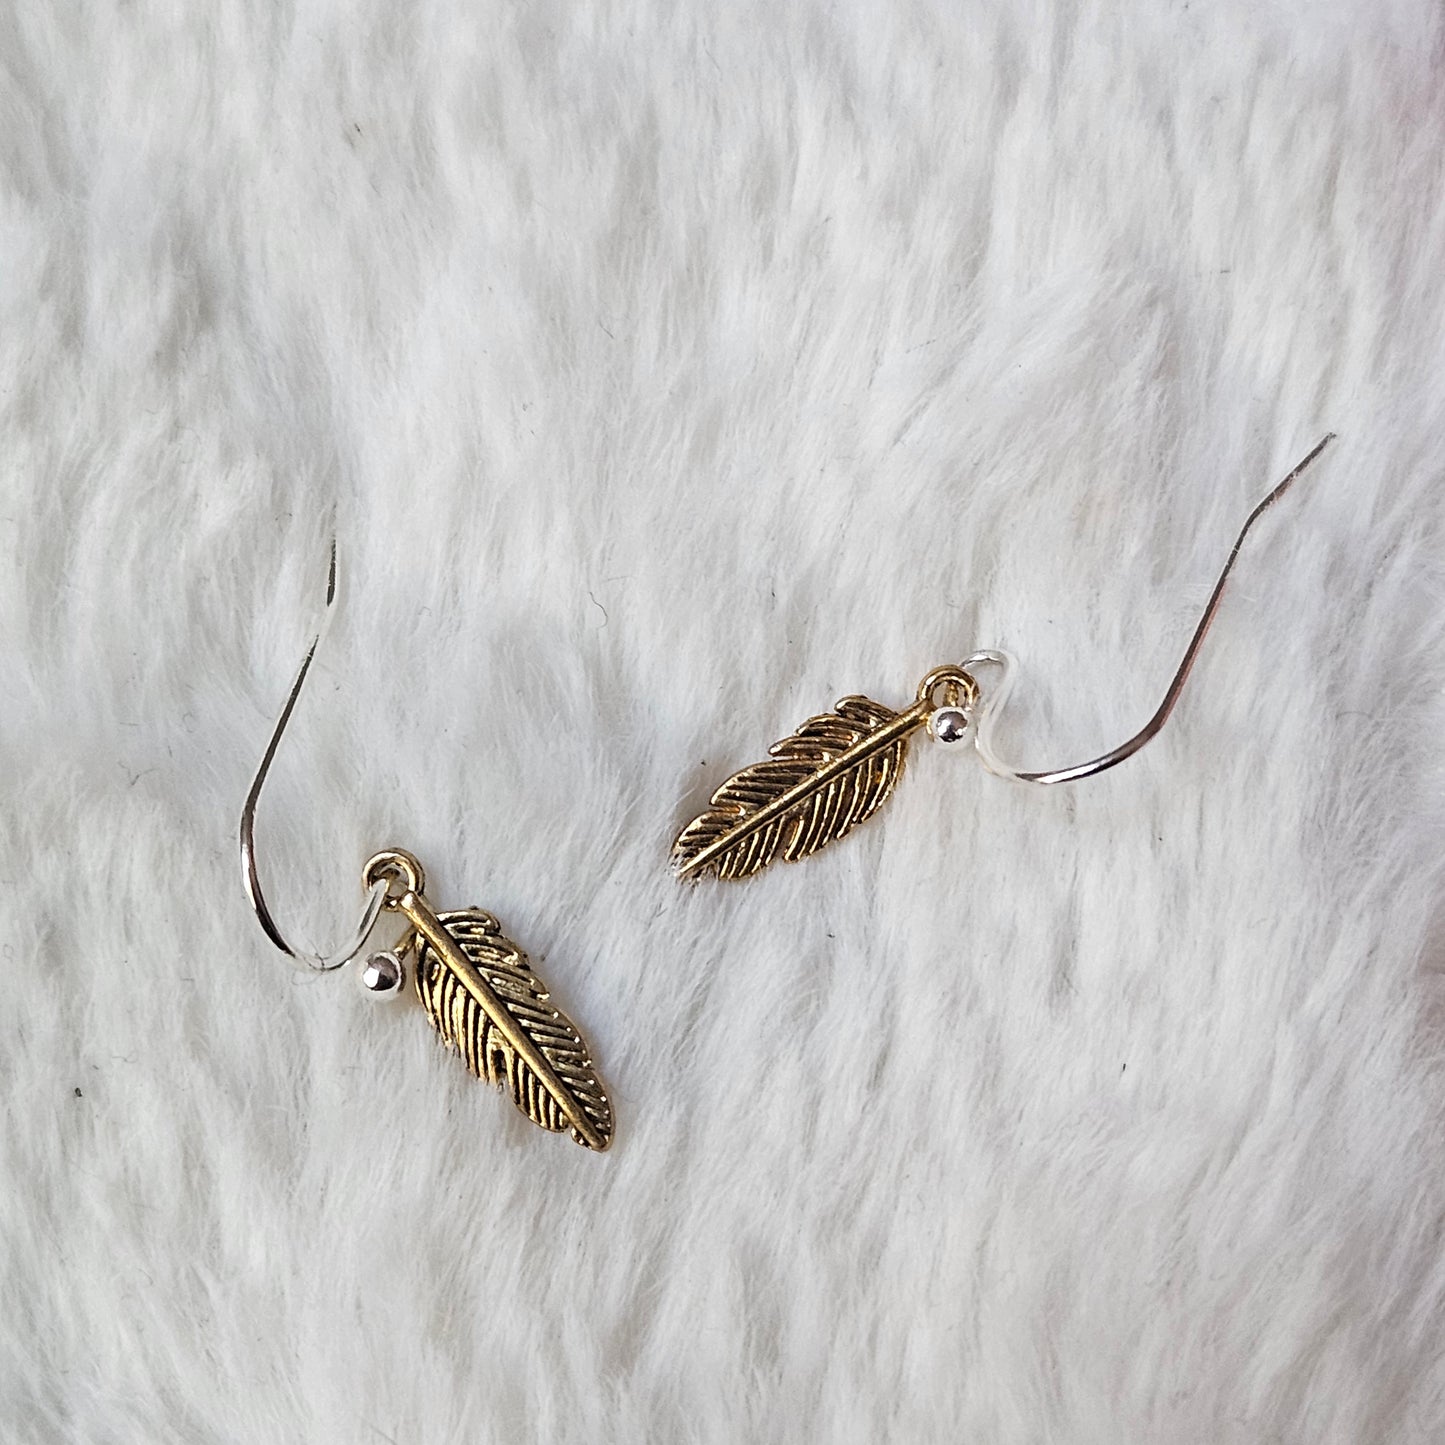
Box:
[930,706,970,746]
[359,950,406,999]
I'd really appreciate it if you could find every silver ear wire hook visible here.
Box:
[239,540,388,970]
[964,432,1336,786]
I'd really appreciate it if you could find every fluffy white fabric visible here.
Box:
[4,2,1445,1440]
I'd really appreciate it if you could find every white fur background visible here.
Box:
[4,2,1445,1441]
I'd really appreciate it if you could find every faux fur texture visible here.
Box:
[4,3,1445,1441]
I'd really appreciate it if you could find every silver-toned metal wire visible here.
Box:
[966,432,1336,786]
[239,541,387,971]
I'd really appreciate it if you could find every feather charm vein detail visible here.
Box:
[363,849,613,1151]
[674,693,927,881]
[672,666,981,883]
[408,909,614,1150]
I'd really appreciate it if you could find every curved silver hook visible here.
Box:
[239,541,387,971]
[966,432,1336,785]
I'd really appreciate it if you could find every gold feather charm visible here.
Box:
[363,850,613,1150]
[672,666,978,882]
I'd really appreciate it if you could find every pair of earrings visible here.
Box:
[240,435,1334,1152]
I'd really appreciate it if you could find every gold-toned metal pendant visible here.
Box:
[673,435,1337,884]
[362,849,613,1151]
[672,666,976,881]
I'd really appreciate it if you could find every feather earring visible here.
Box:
[239,547,613,1151]
[672,436,1335,884]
